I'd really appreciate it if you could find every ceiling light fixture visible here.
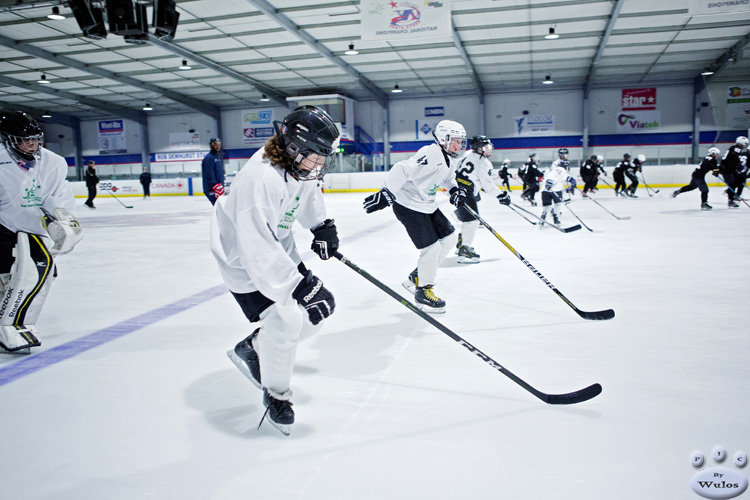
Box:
[143,103,153,111]
[260,94,270,102]
[391,83,402,93]
[545,27,559,40]
[179,59,191,70]
[345,43,359,55]
[543,75,554,85]
[47,6,65,20]
[42,110,52,118]
[37,74,51,84]
[701,67,714,76]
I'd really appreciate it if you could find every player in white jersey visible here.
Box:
[539,148,576,228]
[0,111,82,354]
[454,136,510,263]
[363,120,467,313]
[211,106,340,436]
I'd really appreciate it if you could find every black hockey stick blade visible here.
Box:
[574,306,615,321]
[563,224,582,233]
[510,203,580,233]
[334,252,602,405]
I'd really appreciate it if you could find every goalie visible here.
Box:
[0,110,82,354]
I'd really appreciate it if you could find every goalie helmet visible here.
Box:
[469,135,492,157]
[708,147,721,156]
[273,105,340,181]
[0,110,44,163]
[434,120,467,158]
[636,154,646,162]
[736,136,749,148]
[557,148,569,159]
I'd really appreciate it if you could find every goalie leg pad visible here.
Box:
[0,232,54,329]
[0,325,40,353]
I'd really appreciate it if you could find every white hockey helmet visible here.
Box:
[503,158,510,165]
[596,155,604,162]
[708,147,721,156]
[636,154,646,162]
[736,136,749,148]
[434,120,467,158]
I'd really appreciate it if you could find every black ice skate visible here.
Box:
[530,200,537,206]
[457,245,480,264]
[701,202,712,210]
[552,214,560,226]
[672,190,680,198]
[227,328,262,389]
[728,200,740,208]
[402,268,418,294]
[415,285,446,314]
[258,388,294,436]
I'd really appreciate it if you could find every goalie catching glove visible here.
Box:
[310,219,338,260]
[40,208,82,256]
[292,270,335,326]
[497,191,510,205]
[363,188,394,213]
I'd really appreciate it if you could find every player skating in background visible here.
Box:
[363,120,467,314]
[211,106,340,436]
[453,135,510,264]
[671,147,721,210]
[539,148,576,228]
[580,155,599,195]
[497,158,511,191]
[720,136,748,207]
[517,155,529,193]
[0,110,82,354]
[520,152,544,206]
[625,154,645,197]
[613,153,631,197]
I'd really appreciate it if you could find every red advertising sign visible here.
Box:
[621,88,656,111]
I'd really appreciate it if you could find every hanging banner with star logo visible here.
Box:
[621,88,657,111]
[362,1,452,41]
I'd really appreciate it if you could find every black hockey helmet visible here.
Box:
[558,147,569,158]
[0,110,44,162]
[590,155,597,160]
[470,135,492,156]
[273,105,340,181]
[623,153,631,159]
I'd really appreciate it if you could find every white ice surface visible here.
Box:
[1,187,748,500]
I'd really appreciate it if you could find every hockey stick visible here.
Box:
[107,189,133,209]
[333,252,602,404]
[510,203,581,233]
[716,175,750,208]
[464,206,614,321]
[562,198,596,232]
[506,203,537,225]
[578,189,631,220]
[639,172,660,195]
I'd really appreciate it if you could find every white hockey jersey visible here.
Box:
[383,143,459,214]
[210,148,328,305]
[542,165,573,192]
[455,150,502,198]
[0,147,75,235]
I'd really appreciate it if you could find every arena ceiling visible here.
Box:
[0,0,749,122]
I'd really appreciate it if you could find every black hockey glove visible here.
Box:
[712,169,720,177]
[363,188,395,213]
[449,186,467,208]
[497,191,510,206]
[311,219,338,260]
[292,270,335,326]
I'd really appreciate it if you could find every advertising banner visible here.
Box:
[242,109,275,146]
[689,0,750,15]
[616,110,661,133]
[362,1,452,41]
[514,114,555,136]
[621,88,657,111]
[98,119,127,154]
[95,179,189,196]
[726,85,750,129]
[169,132,200,150]
[416,119,441,141]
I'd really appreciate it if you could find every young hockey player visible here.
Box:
[363,120,467,314]
[520,153,544,206]
[613,154,631,196]
[720,136,748,207]
[580,155,598,195]
[453,136,510,263]
[539,148,576,228]
[497,158,511,191]
[625,154,645,197]
[0,110,82,354]
[517,155,530,193]
[211,106,340,435]
[671,147,721,210]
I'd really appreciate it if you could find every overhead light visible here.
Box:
[37,74,51,84]
[142,103,153,111]
[701,67,714,76]
[179,59,191,70]
[345,43,359,55]
[545,27,559,40]
[47,6,65,20]
[543,75,554,84]
[42,110,52,118]
[260,94,270,102]
[391,83,403,93]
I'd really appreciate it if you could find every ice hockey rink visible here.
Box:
[1,187,748,500]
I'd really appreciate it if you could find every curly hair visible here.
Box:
[263,135,292,170]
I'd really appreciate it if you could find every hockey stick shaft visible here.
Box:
[464,206,614,321]
[107,190,133,209]
[577,189,630,220]
[333,252,601,404]
[639,172,659,194]
[506,204,537,225]
[509,203,580,233]
[562,201,595,232]
[716,175,750,208]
